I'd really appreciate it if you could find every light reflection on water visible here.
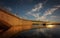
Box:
[35,25,60,34]
[12,25,60,38]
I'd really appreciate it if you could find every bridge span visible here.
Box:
[0,8,60,38]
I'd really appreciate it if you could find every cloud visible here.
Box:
[33,8,58,21]
[26,2,60,21]
[5,7,12,11]
[50,16,57,18]
[26,12,41,20]
[22,16,28,19]
[27,3,43,14]
[39,5,60,21]
[17,15,28,20]
[54,5,60,8]
[50,15,60,19]
[25,0,48,20]
[44,8,58,16]
[0,6,12,11]
[26,3,43,20]
[33,3,43,12]
[34,5,60,21]
[27,12,40,18]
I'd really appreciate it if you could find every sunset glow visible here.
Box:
[46,25,55,28]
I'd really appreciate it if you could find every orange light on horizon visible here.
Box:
[46,25,55,28]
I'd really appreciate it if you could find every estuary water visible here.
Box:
[11,25,60,38]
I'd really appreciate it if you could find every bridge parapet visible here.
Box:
[0,9,32,38]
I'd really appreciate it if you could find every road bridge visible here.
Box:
[0,8,60,38]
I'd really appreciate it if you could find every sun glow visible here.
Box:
[46,25,55,28]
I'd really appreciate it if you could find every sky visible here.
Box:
[0,0,60,38]
[0,0,60,22]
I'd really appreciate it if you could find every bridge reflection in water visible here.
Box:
[11,25,59,38]
[0,8,60,38]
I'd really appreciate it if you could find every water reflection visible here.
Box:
[12,25,60,38]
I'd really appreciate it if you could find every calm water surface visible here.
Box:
[12,25,60,38]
